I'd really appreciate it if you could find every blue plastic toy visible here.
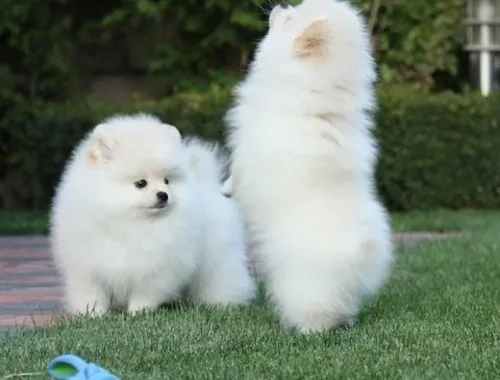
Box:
[47,354,120,380]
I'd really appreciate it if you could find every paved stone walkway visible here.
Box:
[0,232,456,330]
[0,236,63,330]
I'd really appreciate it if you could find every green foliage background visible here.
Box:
[0,0,465,99]
[1,0,490,213]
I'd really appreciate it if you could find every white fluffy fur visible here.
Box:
[225,0,393,332]
[51,114,254,316]
[183,138,255,305]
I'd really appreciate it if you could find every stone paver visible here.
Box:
[0,232,458,330]
[0,236,63,330]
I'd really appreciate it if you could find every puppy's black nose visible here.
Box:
[156,191,168,203]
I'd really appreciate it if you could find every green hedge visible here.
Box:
[2,89,500,211]
[376,90,500,210]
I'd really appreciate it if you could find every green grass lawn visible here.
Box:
[1,210,499,379]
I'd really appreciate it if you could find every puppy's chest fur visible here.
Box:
[92,220,187,277]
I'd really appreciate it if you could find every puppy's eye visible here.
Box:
[164,177,169,185]
[134,179,147,189]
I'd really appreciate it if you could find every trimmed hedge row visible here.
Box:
[2,89,500,211]
[376,91,500,210]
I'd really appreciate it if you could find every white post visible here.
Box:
[479,0,494,96]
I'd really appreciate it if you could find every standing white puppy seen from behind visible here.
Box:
[225,0,393,333]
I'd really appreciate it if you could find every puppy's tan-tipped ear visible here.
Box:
[87,124,116,166]
[294,18,329,57]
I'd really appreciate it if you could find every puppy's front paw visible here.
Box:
[66,300,108,317]
[127,297,162,315]
[64,279,110,317]
[221,176,233,197]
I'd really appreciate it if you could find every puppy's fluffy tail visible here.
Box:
[184,137,226,188]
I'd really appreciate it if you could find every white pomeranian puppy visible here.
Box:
[224,0,393,332]
[51,114,254,316]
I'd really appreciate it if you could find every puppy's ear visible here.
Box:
[165,124,182,141]
[294,18,329,57]
[87,124,116,165]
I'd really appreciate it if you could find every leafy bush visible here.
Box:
[0,0,75,100]
[0,0,465,100]
[354,0,464,88]
[2,88,499,211]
